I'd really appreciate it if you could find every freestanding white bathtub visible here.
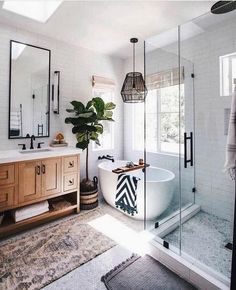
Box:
[98,160,175,220]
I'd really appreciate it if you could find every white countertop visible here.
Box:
[0,147,82,164]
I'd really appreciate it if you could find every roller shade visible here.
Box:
[146,67,184,90]
[92,75,115,89]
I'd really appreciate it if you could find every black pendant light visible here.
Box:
[121,38,147,103]
[211,1,236,14]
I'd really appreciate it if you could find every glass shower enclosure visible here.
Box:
[144,5,235,286]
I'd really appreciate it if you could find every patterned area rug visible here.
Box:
[0,209,116,290]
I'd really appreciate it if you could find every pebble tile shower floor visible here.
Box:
[163,211,233,278]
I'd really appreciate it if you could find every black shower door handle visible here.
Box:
[184,132,193,168]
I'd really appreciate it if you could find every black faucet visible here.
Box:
[18,143,26,150]
[37,142,44,149]
[30,135,35,149]
[98,155,114,162]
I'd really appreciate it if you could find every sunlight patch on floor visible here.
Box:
[88,214,155,256]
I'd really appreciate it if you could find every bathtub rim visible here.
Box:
[98,160,175,183]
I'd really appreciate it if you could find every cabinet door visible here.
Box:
[42,158,61,196]
[19,161,42,203]
[0,187,15,210]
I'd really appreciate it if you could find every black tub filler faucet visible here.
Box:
[98,155,115,162]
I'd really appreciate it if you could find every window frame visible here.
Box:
[220,52,236,97]
[132,84,184,156]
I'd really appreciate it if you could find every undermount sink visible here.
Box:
[19,148,52,154]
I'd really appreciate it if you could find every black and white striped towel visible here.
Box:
[115,174,140,216]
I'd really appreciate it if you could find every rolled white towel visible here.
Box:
[12,200,49,222]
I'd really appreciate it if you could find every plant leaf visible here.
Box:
[104,111,113,118]
[97,116,114,122]
[86,100,93,109]
[78,111,95,118]
[66,109,75,113]
[72,124,97,134]
[92,97,105,117]
[65,117,85,126]
[105,102,116,110]
[71,101,85,113]
[76,132,87,142]
[95,124,103,134]
[76,140,89,150]
[90,131,99,140]
[65,117,72,124]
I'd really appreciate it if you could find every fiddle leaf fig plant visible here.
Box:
[65,97,116,191]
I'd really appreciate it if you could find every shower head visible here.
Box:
[211,1,236,14]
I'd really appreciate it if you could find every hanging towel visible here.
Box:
[115,174,140,216]
[224,82,236,179]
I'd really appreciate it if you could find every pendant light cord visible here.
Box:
[133,42,135,73]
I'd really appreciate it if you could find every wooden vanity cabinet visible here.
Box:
[0,154,80,238]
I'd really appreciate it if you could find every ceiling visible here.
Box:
[0,1,213,59]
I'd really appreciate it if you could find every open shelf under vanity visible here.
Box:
[0,191,79,238]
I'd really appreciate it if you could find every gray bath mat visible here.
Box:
[101,254,196,290]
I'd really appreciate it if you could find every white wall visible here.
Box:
[0,23,124,179]
[124,17,236,221]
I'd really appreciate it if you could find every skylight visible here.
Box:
[2,1,63,23]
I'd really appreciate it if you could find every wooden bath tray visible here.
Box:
[112,163,149,174]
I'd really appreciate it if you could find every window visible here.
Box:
[92,86,115,151]
[3,1,62,23]
[220,52,236,96]
[133,68,184,155]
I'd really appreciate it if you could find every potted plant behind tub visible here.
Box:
[65,98,116,210]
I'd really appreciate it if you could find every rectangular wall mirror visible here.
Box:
[9,40,51,139]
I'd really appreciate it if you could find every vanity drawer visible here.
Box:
[63,156,78,173]
[0,187,15,210]
[63,173,77,192]
[0,165,15,186]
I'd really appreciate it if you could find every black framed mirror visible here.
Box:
[9,40,51,139]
